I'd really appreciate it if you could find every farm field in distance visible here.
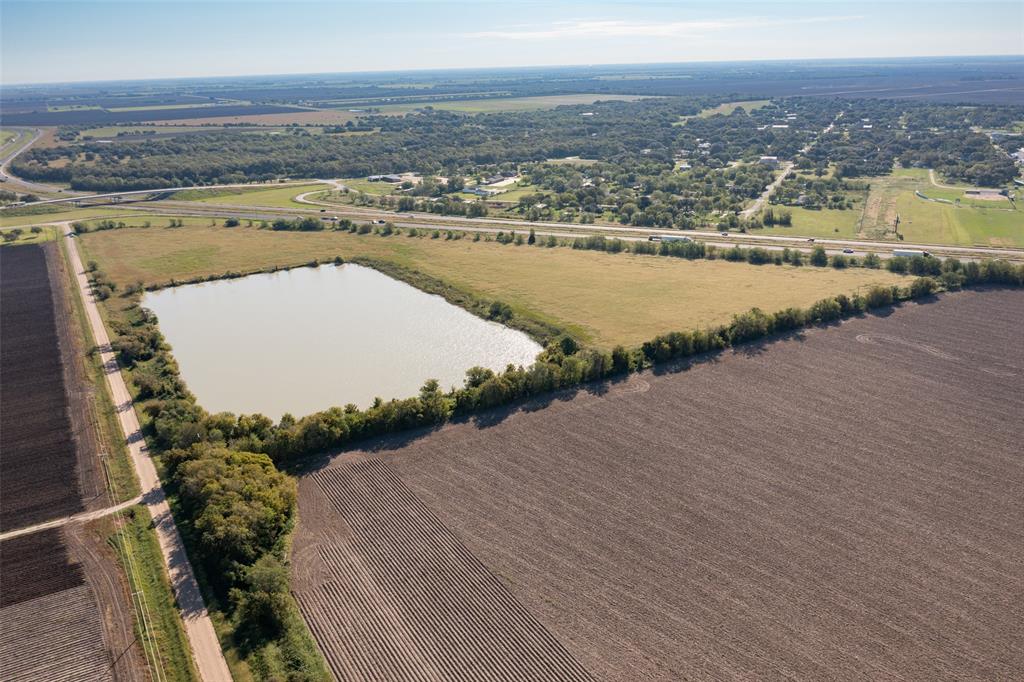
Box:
[77,222,908,347]
[369,93,645,114]
[295,288,1024,681]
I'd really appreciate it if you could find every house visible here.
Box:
[771,124,789,129]
[367,174,402,183]
[759,156,779,167]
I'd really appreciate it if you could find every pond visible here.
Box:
[142,263,542,421]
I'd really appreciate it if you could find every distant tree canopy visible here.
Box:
[15,97,1021,192]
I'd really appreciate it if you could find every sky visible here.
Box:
[2,0,1022,85]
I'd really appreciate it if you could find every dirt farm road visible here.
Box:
[63,230,232,682]
[0,494,143,542]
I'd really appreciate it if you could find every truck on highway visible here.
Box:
[892,249,932,258]
[648,234,692,243]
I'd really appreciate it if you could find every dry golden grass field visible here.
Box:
[79,222,906,347]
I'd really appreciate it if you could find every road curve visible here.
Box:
[63,230,232,682]
[0,127,69,195]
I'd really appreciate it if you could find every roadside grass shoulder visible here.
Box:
[186,183,326,208]
[57,231,139,500]
[107,506,200,682]
[0,207,126,228]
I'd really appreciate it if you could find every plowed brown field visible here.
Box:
[0,245,83,529]
[0,244,140,681]
[0,529,112,681]
[296,289,1024,681]
[294,458,593,681]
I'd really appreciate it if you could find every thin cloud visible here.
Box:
[465,16,863,41]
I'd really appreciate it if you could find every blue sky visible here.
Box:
[2,1,1021,84]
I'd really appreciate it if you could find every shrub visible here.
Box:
[808,297,842,322]
[865,284,895,309]
[809,246,828,267]
[909,276,939,298]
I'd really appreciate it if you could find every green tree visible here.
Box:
[809,245,828,267]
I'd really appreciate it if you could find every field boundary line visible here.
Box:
[63,229,232,682]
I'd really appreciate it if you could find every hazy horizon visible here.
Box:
[3,1,1022,85]
[4,53,1022,89]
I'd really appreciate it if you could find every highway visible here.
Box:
[134,194,1024,262]
[5,171,1023,262]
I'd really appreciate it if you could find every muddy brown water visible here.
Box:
[143,263,542,421]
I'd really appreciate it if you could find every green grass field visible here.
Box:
[699,100,771,118]
[757,206,864,239]
[372,94,642,115]
[338,178,401,195]
[487,183,539,202]
[79,222,907,347]
[0,225,58,246]
[859,168,1023,247]
[177,183,327,208]
[674,100,770,125]
[0,129,17,147]
[0,207,127,228]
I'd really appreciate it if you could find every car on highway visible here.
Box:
[842,248,855,254]
[807,238,815,242]
[720,231,729,236]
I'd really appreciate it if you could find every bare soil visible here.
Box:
[1,244,83,528]
[0,243,145,681]
[293,458,593,681]
[296,289,1024,681]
